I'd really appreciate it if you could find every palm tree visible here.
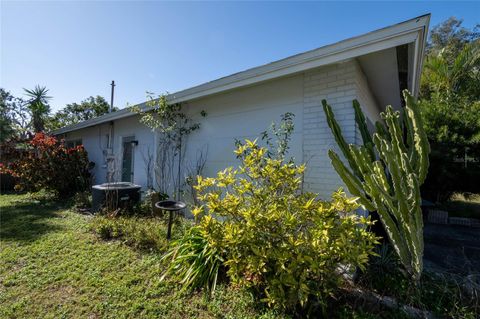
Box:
[422,42,480,98]
[24,85,51,132]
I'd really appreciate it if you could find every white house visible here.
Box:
[54,15,430,200]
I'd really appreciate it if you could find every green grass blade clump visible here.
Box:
[160,226,224,295]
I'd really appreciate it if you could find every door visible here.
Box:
[121,136,135,182]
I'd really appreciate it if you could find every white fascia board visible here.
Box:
[53,105,146,135]
[411,15,430,97]
[53,14,430,135]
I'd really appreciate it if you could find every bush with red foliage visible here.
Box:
[0,133,92,197]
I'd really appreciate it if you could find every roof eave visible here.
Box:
[53,14,430,135]
[168,14,430,104]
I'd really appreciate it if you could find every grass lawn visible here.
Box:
[0,193,276,319]
[3,193,476,318]
[441,193,480,219]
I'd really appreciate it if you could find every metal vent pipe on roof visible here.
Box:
[110,80,115,113]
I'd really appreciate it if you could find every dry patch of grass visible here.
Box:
[442,193,480,219]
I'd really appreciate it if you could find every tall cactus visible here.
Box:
[322,90,430,282]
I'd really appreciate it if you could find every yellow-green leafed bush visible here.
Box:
[193,140,378,310]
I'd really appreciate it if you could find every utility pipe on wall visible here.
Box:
[110,80,115,113]
[106,81,116,182]
[108,80,115,149]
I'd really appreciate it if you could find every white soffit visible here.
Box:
[358,47,402,110]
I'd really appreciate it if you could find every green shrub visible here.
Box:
[191,140,378,311]
[1,133,91,197]
[91,216,189,251]
[73,190,91,209]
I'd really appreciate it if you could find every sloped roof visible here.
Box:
[53,14,430,135]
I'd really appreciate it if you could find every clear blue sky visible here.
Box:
[1,1,479,112]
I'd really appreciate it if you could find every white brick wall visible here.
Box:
[302,59,379,199]
[303,60,356,198]
[353,61,381,143]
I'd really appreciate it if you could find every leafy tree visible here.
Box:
[49,96,116,130]
[131,93,205,199]
[0,88,30,141]
[427,17,479,61]
[1,89,16,142]
[422,42,480,100]
[24,85,51,133]
[420,18,480,201]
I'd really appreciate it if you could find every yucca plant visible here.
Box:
[23,85,51,133]
[322,90,430,282]
[160,226,224,295]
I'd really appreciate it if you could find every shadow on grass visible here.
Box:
[0,200,64,243]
